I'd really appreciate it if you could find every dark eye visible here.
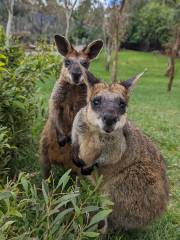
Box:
[64,59,71,67]
[119,100,126,110]
[80,61,89,68]
[92,97,101,107]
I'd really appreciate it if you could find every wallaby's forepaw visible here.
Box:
[66,135,71,144]
[81,165,94,175]
[58,134,71,147]
[58,136,67,147]
[98,218,108,235]
[72,144,86,167]
[81,163,98,175]
[72,155,86,168]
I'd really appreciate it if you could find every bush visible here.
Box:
[0,42,60,178]
[0,171,112,239]
[127,2,174,50]
[0,26,5,47]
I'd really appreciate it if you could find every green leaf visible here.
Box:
[0,191,12,201]
[51,208,74,226]
[21,176,29,195]
[9,208,22,218]
[1,221,16,232]
[42,180,49,205]
[87,209,112,228]
[82,206,100,214]
[82,231,100,238]
[56,169,71,191]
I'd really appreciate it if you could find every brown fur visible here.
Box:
[39,36,103,178]
[71,72,169,232]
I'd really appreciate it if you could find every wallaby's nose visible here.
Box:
[72,72,81,83]
[103,114,117,126]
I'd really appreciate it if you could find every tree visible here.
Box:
[104,0,128,82]
[71,0,104,44]
[127,2,174,50]
[56,0,78,38]
[5,0,15,47]
[165,1,180,92]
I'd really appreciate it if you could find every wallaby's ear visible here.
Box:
[79,65,100,87]
[120,70,147,92]
[82,40,103,60]
[54,35,72,56]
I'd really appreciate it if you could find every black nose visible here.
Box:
[103,114,117,126]
[72,72,81,83]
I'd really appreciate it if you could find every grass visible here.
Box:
[35,50,180,240]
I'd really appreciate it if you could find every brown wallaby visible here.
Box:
[39,35,103,178]
[71,69,169,233]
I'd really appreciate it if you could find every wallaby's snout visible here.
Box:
[69,62,83,85]
[102,113,118,133]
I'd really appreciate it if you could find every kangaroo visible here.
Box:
[71,69,169,233]
[39,35,103,178]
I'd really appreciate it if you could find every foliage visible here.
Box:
[71,0,104,44]
[0,171,112,240]
[127,2,174,50]
[0,42,60,179]
[0,26,5,47]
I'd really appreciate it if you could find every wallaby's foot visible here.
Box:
[41,161,51,179]
[98,218,108,236]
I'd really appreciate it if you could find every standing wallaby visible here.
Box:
[39,35,103,178]
[71,69,169,233]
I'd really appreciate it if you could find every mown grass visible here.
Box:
[35,50,180,240]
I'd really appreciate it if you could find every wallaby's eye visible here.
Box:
[80,60,89,69]
[119,100,126,111]
[64,59,71,67]
[92,97,101,107]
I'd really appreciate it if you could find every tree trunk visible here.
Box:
[105,53,111,72]
[104,40,111,72]
[167,32,180,92]
[5,0,14,47]
[65,13,70,39]
[111,31,119,83]
[167,56,175,92]
[111,47,119,83]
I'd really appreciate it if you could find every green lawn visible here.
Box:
[36,50,180,240]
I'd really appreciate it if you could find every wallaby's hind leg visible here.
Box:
[39,136,51,179]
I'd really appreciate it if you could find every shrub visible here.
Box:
[127,2,174,50]
[0,42,60,178]
[0,171,112,239]
[0,26,5,47]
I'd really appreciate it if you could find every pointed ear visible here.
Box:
[120,70,147,92]
[79,65,100,87]
[54,35,72,56]
[82,39,103,60]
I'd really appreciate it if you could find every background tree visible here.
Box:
[4,0,15,47]
[104,0,128,82]
[71,0,104,44]
[56,0,78,38]
[165,1,180,91]
[126,2,174,51]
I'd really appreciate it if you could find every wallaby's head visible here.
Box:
[55,35,103,85]
[81,69,145,134]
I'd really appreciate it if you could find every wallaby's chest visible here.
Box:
[61,84,87,131]
[97,132,126,165]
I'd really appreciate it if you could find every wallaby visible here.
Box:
[71,69,169,233]
[39,35,103,178]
